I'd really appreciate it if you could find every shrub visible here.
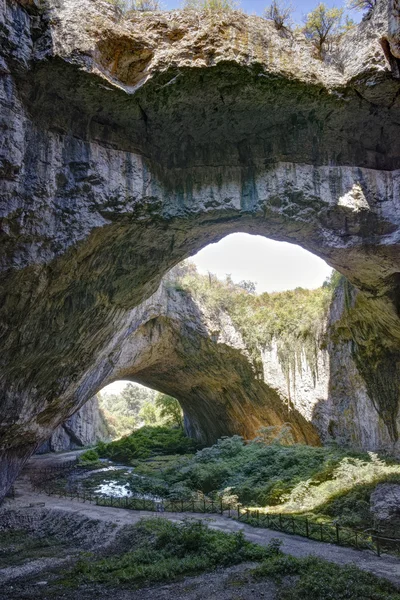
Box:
[68,518,266,586]
[183,0,238,11]
[79,449,100,464]
[264,0,294,32]
[96,426,198,464]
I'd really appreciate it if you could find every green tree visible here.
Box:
[120,383,155,417]
[155,393,184,428]
[303,3,344,58]
[139,400,160,426]
[264,0,294,31]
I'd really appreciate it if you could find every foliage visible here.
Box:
[253,553,400,599]
[174,262,336,391]
[155,393,183,428]
[119,433,400,528]
[346,0,376,16]
[78,449,101,465]
[138,400,159,426]
[99,383,156,439]
[183,0,239,11]
[96,426,197,463]
[99,384,183,439]
[264,0,294,31]
[279,452,400,514]
[104,0,161,10]
[303,3,344,57]
[68,518,266,586]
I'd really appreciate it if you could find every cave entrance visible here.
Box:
[90,234,332,447]
[98,380,183,441]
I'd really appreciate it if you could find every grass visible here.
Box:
[0,530,67,567]
[64,518,266,586]
[59,520,400,598]
[253,546,400,600]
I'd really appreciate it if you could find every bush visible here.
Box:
[264,0,294,32]
[68,518,266,586]
[277,556,400,600]
[79,449,100,465]
[96,426,198,464]
[183,0,238,10]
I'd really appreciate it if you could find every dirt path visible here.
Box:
[6,451,400,587]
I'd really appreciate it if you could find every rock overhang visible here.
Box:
[1,0,400,499]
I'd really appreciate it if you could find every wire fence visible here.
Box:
[29,465,400,558]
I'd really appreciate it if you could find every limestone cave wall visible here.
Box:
[1,0,400,499]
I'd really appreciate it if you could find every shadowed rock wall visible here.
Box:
[36,396,110,453]
[1,0,400,499]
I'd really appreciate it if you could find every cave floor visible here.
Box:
[1,451,400,598]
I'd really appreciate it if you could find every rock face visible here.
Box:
[36,396,110,453]
[261,280,400,457]
[1,0,400,499]
[370,483,400,537]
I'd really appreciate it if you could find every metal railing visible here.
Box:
[236,508,400,557]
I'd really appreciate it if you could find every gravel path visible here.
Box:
[5,451,400,587]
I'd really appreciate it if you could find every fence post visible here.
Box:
[246,508,249,521]
[292,517,295,534]
[320,524,323,542]
[237,505,240,519]
[305,517,309,538]
[220,499,223,515]
[336,524,340,544]
[257,510,260,525]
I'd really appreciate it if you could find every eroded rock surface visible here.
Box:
[370,483,400,537]
[1,0,400,499]
[36,396,109,453]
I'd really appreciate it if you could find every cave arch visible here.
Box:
[2,0,400,499]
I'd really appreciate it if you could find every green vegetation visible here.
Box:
[99,383,156,439]
[62,520,400,597]
[99,382,183,439]
[174,262,339,385]
[67,518,266,586]
[155,394,184,428]
[152,435,400,518]
[183,0,239,11]
[94,426,197,463]
[89,429,400,529]
[303,3,345,57]
[253,543,400,600]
